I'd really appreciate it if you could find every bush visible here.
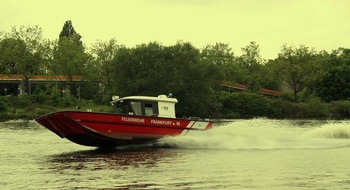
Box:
[29,94,79,108]
[0,98,9,121]
[5,95,33,109]
[279,93,295,102]
[221,92,269,118]
[267,99,300,118]
[60,97,78,107]
[0,112,9,121]
[0,99,9,112]
[219,92,333,119]
[332,101,350,118]
[29,94,51,105]
[304,97,330,118]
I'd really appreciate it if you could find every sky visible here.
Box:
[0,0,349,59]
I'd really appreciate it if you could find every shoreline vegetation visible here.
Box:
[0,95,112,122]
[1,22,350,122]
[1,93,349,122]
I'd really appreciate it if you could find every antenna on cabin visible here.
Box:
[167,93,173,98]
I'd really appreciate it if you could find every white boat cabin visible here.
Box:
[111,95,178,118]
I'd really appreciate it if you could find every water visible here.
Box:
[1,119,350,189]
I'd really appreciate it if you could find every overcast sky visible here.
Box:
[1,0,349,59]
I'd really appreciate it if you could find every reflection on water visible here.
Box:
[43,148,198,189]
[1,120,39,130]
[48,148,179,171]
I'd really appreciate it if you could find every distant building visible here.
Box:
[0,74,82,95]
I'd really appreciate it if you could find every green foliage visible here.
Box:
[0,25,51,94]
[316,66,350,101]
[266,98,298,118]
[29,94,50,104]
[51,35,90,96]
[51,21,89,97]
[316,49,350,102]
[2,24,350,120]
[89,39,124,102]
[0,98,9,121]
[6,95,33,109]
[110,41,222,117]
[59,20,78,39]
[331,101,350,118]
[220,92,269,118]
[219,92,334,119]
[52,34,88,75]
[201,42,234,65]
[237,41,264,91]
[0,38,28,73]
[0,98,9,112]
[303,97,330,118]
[261,59,283,90]
[277,44,317,102]
[1,26,49,76]
[7,25,44,51]
[27,93,76,107]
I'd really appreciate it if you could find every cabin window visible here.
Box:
[145,103,154,116]
[115,101,130,114]
[143,102,159,116]
[117,100,159,116]
[130,102,142,115]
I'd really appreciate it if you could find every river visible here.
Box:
[1,119,350,189]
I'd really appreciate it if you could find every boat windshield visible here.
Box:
[114,101,131,114]
[130,101,142,115]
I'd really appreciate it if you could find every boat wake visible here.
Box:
[156,119,350,150]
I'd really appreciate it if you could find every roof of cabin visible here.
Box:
[118,95,178,103]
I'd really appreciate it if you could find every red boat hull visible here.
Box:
[36,111,213,147]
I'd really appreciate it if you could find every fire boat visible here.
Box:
[36,95,214,147]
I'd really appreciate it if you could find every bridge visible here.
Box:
[0,74,82,83]
[0,75,281,96]
[220,80,281,96]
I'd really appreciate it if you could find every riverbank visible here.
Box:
[1,94,350,122]
[219,92,350,120]
[0,95,112,121]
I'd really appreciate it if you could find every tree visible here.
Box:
[58,20,82,47]
[201,43,238,82]
[237,41,264,91]
[111,42,163,96]
[164,42,221,117]
[263,59,284,90]
[52,21,89,96]
[110,41,221,117]
[59,20,78,38]
[201,43,234,65]
[0,38,29,73]
[52,36,90,95]
[89,38,124,101]
[316,48,350,101]
[0,31,4,40]
[0,25,49,94]
[277,44,317,102]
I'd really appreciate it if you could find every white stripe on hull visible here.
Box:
[181,121,211,135]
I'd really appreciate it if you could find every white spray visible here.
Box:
[157,119,350,150]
